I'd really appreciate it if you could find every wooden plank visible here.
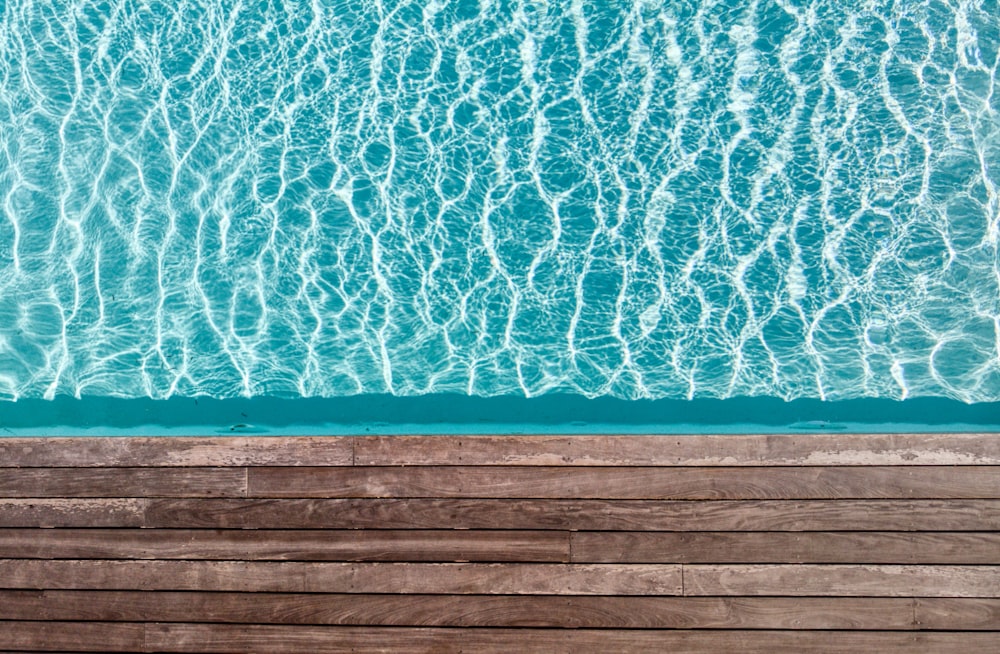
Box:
[354,433,1000,466]
[247,466,1000,499]
[0,591,916,629]
[683,564,1000,597]
[0,500,144,528]
[0,437,353,467]
[916,599,1000,630]
[0,529,569,562]
[571,532,1000,564]
[144,625,1000,653]
[144,498,1000,531]
[0,560,682,595]
[0,621,144,653]
[0,468,247,498]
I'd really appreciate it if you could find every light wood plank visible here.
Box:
[915,598,1000,630]
[0,591,916,629]
[144,625,1000,653]
[247,465,1000,499]
[0,437,353,467]
[144,498,1000,531]
[570,531,1000,563]
[683,564,1000,597]
[0,560,682,595]
[354,434,1000,466]
[0,468,246,498]
[0,529,569,562]
[0,500,145,528]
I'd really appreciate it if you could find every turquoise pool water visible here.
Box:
[0,1,998,405]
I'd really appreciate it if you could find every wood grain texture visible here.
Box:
[354,433,1000,466]
[683,564,1000,597]
[0,591,916,629]
[915,599,1000,630]
[143,625,1000,653]
[0,468,246,498]
[0,622,144,653]
[0,560,682,595]
[144,498,1000,531]
[0,437,353,467]
[571,531,1000,563]
[0,529,569,562]
[247,465,1000,499]
[0,499,145,528]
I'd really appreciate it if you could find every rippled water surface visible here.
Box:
[0,0,998,401]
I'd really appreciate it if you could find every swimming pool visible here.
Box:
[0,1,998,415]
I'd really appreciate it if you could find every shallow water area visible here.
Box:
[0,1,998,404]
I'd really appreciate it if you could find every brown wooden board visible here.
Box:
[143,625,1000,653]
[0,437,353,467]
[0,560,683,595]
[0,591,916,629]
[683,564,1000,597]
[915,598,1000,630]
[570,531,1000,564]
[0,468,247,498]
[0,622,144,653]
[354,434,1000,466]
[144,498,1000,531]
[247,465,1000,499]
[0,529,569,562]
[0,500,145,528]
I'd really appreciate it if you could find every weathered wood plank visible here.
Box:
[0,560,682,595]
[144,625,1000,653]
[0,529,569,562]
[247,466,1000,499]
[144,498,1000,531]
[916,599,1000,630]
[571,532,1000,564]
[0,622,144,653]
[0,437,353,467]
[683,564,1000,597]
[0,500,145,528]
[0,591,916,629]
[354,434,1000,466]
[0,468,247,498]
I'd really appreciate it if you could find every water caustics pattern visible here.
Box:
[0,0,998,402]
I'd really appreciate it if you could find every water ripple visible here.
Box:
[0,0,997,402]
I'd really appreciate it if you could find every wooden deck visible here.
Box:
[0,433,998,652]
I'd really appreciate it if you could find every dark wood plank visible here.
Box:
[0,560,682,595]
[247,466,1000,499]
[144,498,1000,531]
[144,625,1000,653]
[683,564,1000,597]
[0,591,916,629]
[354,433,1000,466]
[916,599,1000,630]
[0,437,353,467]
[0,500,145,528]
[0,468,246,498]
[571,532,1000,563]
[0,529,569,562]
[0,622,144,653]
